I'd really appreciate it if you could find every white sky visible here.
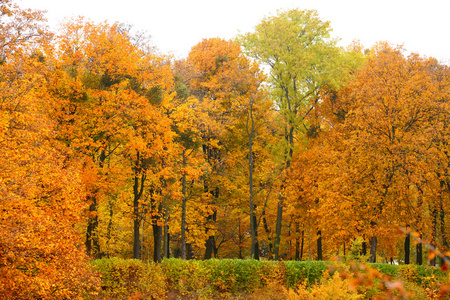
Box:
[19,0,450,63]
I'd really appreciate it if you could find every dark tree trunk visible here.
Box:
[440,196,448,266]
[274,199,283,260]
[132,151,146,260]
[253,212,259,260]
[416,241,423,265]
[153,223,162,263]
[362,241,367,256]
[204,188,218,260]
[186,243,194,260]
[317,230,322,261]
[262,209,272,255]
[416,189,423,265]
[369,236,377,263]
[405,232,410,264]
[204,235,216,259]
[238,219,243,259]
[181,150,187,259]
[133,208,140,259]
[300,231,304,260]
[163,205,169,258]
[202,145,219,260]
[295,223,300,260]
[85,196,100,258]
[431,206,438,266]
[248,104,258,259]
[85,149,106,258]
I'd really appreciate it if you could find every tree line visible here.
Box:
[1,0,449,297]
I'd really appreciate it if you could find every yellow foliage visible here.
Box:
[285,271,363,300]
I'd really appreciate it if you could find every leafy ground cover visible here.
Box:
[90,258,449,299]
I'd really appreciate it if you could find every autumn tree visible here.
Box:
[315,43,450,263]
[239,9,362,260]
[0,1,99,297]
[182,38,276,259]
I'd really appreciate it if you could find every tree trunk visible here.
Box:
[163,207,169,259]
[238,219,243,259]
[181,150,187,260]
[262,209,272,255]
[416,242,423,265]
[85,196,100,258]
[153,223,162,263]
[440,196,448,266]
[85,149,106,258]
[132,153,146,259]
[431,206,438,266]
[204,208,217,260]
[370,236,377,263]
[274,199,283,260]
[253,212,259,260]
[405,232,410,264]
[362,241,367,256]
[317,230,322,261]
[133,205,140,259]
[248,99,258,259]
[186,243,193,259]
[204,188,218,260]
[294,222,300,260]
[300,231,304,261]
[416,189,423,265]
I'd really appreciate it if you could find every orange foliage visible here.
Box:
[0,1,100,298]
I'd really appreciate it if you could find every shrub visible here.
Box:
[92,258,166,299]
[284,260,328,288]
[160,258,211,298]
[288,271,363,300]
[399,264,420,284]
[371,263,398,278]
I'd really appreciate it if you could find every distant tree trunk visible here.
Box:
[431,206,438,266]
[163,206,169,258]
[133,209,140,259]
[132,151,146,260]
[300,231,304,261]
[181,150,187,260]
[203,145,219,260]
[253,212,259,260]
[86,149,106,258]
[204,177,218,259]
[370,236,377,263]
[405,231,410,264]
[416,241,423,265]
[204,208,217,259]
[274,198,283,260]
[317,230,322,261]
[86,195,100,258]
[416,191,423,265]
[153,222,162,263]
[238,219,243,259]
[186,243,194,260]
[248,100,258,259]
[274,125,293,260]
[295,227,300,260]
[262,209,272,255]
[106,197,114,258]
[440,195,448,266]
[362,241,367,256]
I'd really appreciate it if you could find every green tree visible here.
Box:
[238,9,362,260]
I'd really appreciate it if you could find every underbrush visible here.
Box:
[90,258,448,299]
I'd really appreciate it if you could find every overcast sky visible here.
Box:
[19,0,450,63]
